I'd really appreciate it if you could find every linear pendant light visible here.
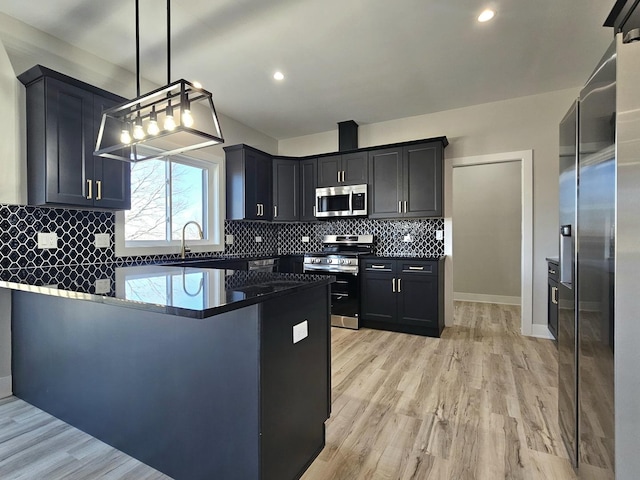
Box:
[94,0,224,162]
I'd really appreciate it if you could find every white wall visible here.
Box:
[0,13,279,397]
[279,87,580,326]
[453,161,522,302]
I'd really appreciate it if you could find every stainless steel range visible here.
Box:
[303,235,374,329]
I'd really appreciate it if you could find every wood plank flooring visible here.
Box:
[0,301,575,479]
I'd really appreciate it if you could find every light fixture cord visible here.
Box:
[135,0,140,97]
[167,0,171,84]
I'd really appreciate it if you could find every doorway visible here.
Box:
[443,150,534,336]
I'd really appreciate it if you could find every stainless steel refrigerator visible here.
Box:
[558,32,640,478]
[559,40,616,476]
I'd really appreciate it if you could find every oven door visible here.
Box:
[329,272,360,329]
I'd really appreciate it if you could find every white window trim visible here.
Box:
[115,154,225,258]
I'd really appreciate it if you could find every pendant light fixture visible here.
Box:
[94,0,224,162]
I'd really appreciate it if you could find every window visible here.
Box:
[115,152,224,257]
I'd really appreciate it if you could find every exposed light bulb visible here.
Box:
[273,71,285,81]
[147,119,160,136]
[192,81,202,89]
[147,108,160,135]
[182,109,194,128]
[120,129,132,145]
[164,104,176,131]
[133,123,145,140]
[478,9,495,22]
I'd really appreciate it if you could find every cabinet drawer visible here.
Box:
[363,259,394,272]
[399,260,437,275]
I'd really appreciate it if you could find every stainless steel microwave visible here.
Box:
[315,184,367,218]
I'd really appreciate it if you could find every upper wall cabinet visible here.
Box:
[18,65,131,210]
[299,158,318,222]
[225,144,273,221]
[317,151,368,187]
[272,158,299,222]
[368,140,444,218]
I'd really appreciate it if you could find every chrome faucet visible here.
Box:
[181,221,204,259]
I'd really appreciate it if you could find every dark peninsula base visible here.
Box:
[11,284,330,480]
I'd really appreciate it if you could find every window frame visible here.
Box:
[115,153,225,258]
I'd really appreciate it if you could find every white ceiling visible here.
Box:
[0,0,615,140]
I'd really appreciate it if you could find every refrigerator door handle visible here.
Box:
[560,224,573,285]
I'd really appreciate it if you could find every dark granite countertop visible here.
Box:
[0,264,334,319]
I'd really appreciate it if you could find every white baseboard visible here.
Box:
[0,375,12,399]
[453,292,521,306]
[530,324,554,340]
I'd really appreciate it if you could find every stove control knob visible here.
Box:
[313,258,321,264]
[327,258,333,264]
[342,259,351,265]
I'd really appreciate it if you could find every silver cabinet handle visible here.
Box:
[392,278,396,293]
[86,179,92,199]
[398,278,401,292]
[313,205,316,216]
[274,205,278,217]
[96,180,102,200]
[257,204,260,216]
[338,171,341,183]
[398,201,402,213]
[261,204,264,216]
[404,200,407,213]
[552,286,558,305]
[408,266,424,270]
[349,191,353,213]
[371,265,386,269]
[342,170,345,182]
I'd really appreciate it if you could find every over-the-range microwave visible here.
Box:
[315,184,367,218]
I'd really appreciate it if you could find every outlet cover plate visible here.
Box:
[225,234,234,245]
[37,232,58,249]
[255,236,262,243]
[435,230,444,241]
[95,278,110,294]
[302,236,310,243]
[94,233,110,249]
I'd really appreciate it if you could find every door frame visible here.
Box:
[444,150,535,336]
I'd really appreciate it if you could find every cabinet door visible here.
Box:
[255,150,273,220]
[397,273,439,327]
[361,260,397,322]
[317,155,341,187]
[341,151,368,185]
[299,158,317,222]
[403,142,443,217]
[92,95,131,209]
[368,148,402,219]
[548,277,558,340]
[244,148,272,220]
[272,158,299,222]
[44,77,94,207]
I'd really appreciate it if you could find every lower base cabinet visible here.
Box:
[360,257,444,337]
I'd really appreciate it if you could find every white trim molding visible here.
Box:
[531,324,554,339]
[0,375,12,399]
[453,292,521,306]
[447,150,534,336]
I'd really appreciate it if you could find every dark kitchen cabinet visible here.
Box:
[361,257,444,337]
[272,158,299,221]
[18,65,130,210]
[225,144,273,221]
[299,158,318,221]
[368,140,444,218]
[317,151,368,187]
[547,259,559,341]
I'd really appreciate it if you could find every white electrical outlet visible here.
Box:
[302,236,310,243]
[37,232,58,249]
[255,236,262,243]
[435,230,444,241]
[225,234,234,245]
[95,278,110,294]
[94,233,110,249]
[403,234,413,243]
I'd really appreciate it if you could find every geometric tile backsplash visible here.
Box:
[0,203,445,272]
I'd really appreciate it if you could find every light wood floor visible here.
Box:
[0,302,574,479]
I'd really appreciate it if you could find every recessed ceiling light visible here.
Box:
[273,71,285,81]
[478,9,495,22]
